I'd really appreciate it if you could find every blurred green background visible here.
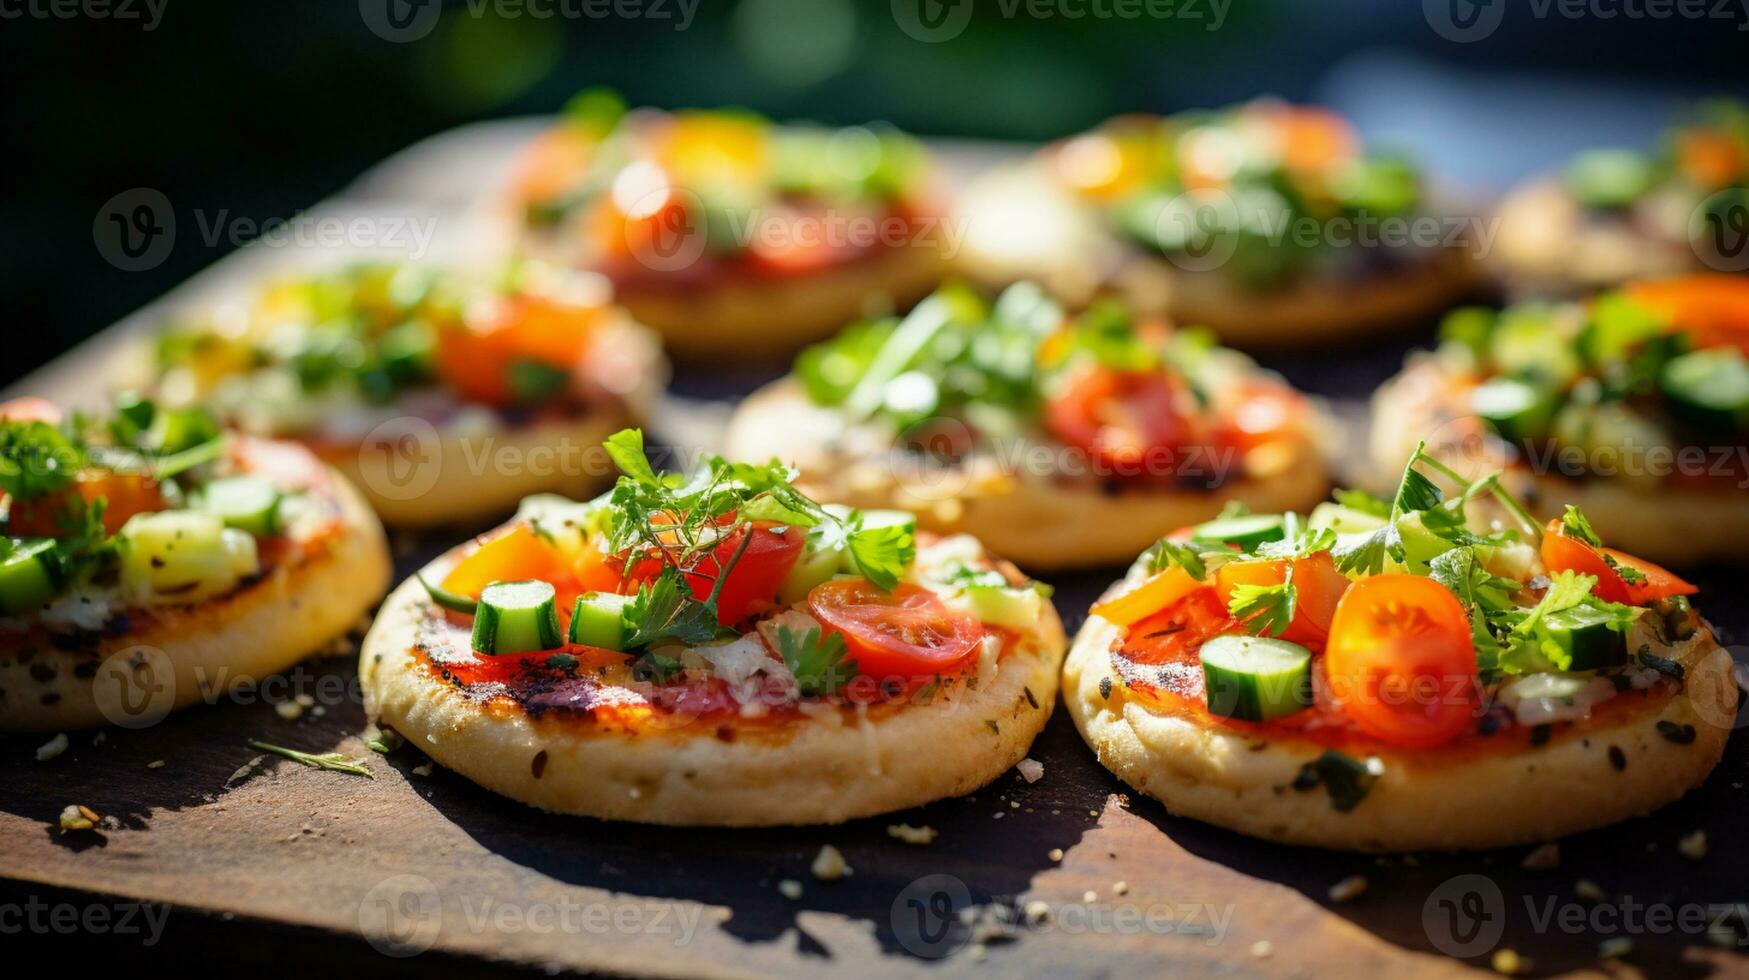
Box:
[3,0,1745,385]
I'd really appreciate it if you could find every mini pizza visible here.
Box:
[723,281,1331,571]
[1493,99,1748,298]
[139,260,664,527]
[359,429,1065,825]
[1371,275,1749,565]
[497,88,950,358]
[0,396,390,731]
[956,100,1480,347]
[1064,447,1736,851]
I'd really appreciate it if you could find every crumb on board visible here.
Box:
[1491,948,1528,975]
[1598,937,1633,959]
[886,823,937,845]
[57,804,98,834]
[777,879,802,900]
[146,759,165,769]
[1250,940,1273,958]
[1016,758,1044,783]
[1112,881,1128,896]
[1047,848,1064,862]
[1521,843,1560,870]
[811,845,851,881]
[1573,879,1608,902]
[1678,829,1708,861]
[1081,890,1098,905]
[274,701,305,721]
[35,733,69,762]
[1327,875,1368,903]
[1023,900,1051,925]
[412,763,434,777]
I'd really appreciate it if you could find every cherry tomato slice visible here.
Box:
[1214,551,1350,647]
[1324,575,1478,749]
[680,522,804,626]
[808,579,982,680]
[1216,381,1306,454]
[1624,276,1749,357]
[5,471,166,538]
[435,294,597,407]
[1044,366,1186,476]
[1539,519,1696,605]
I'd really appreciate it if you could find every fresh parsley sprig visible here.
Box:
[774,625,858,696]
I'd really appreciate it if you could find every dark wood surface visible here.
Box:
[3,135,1748,978]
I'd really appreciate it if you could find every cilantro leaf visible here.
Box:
[622,566,723,649]
[844,518,914,592]
[0,420,83,501]
[1142,538,1209,580]
[1255,526,1337,561]
[1559,505,1603,547]
[1333,488,1391,518]
[603,429,661,487]
[1603,552,1646,585]
[773,625,857,696]
[1227,576,1297,637]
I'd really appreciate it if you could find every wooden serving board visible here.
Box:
[3,125,1747,979]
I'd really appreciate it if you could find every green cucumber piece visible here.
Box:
[1542,604,1630,671]
[1660,348,1749,433]
[1199,634,1313,722]
[1187,513,1286,550]
[959,583,1044,630]
[1565,149,1654,210]
[1472,376,1559,443]
[1308,503,1387,535]
[0,538,63,616]
[472,580,562,655]
[1490,311,1582,386]
[569,592,632,650]
[778,542,843,606]
[198,476,283,536]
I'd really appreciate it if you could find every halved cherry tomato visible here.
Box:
[1214,551,1350,647]
[1539,519,1696,605]
[1265,105,1358,176]
[511,127,592,206]
[1624,276,1749,357]
[1676,128,1746,190]
[808,579,982,680]
[442,524,567,599]
[1091,567,1203,628]
[435,293,597,407]
[668,522,804,626]
[5,471,166,537]
[1324,575,1478,749]
[0,397,62,424]
[1044,366,1187,476]
[1216,381,1306,454]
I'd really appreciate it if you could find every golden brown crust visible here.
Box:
[954,163,1483,346]
[0,469,391,732]
[1370,356,1749,565]
[1490,178,1705,299]
[614,243,951,361]
[1064,612,1733,852]
[359,538,1068,826]
[723,380,1331,571]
